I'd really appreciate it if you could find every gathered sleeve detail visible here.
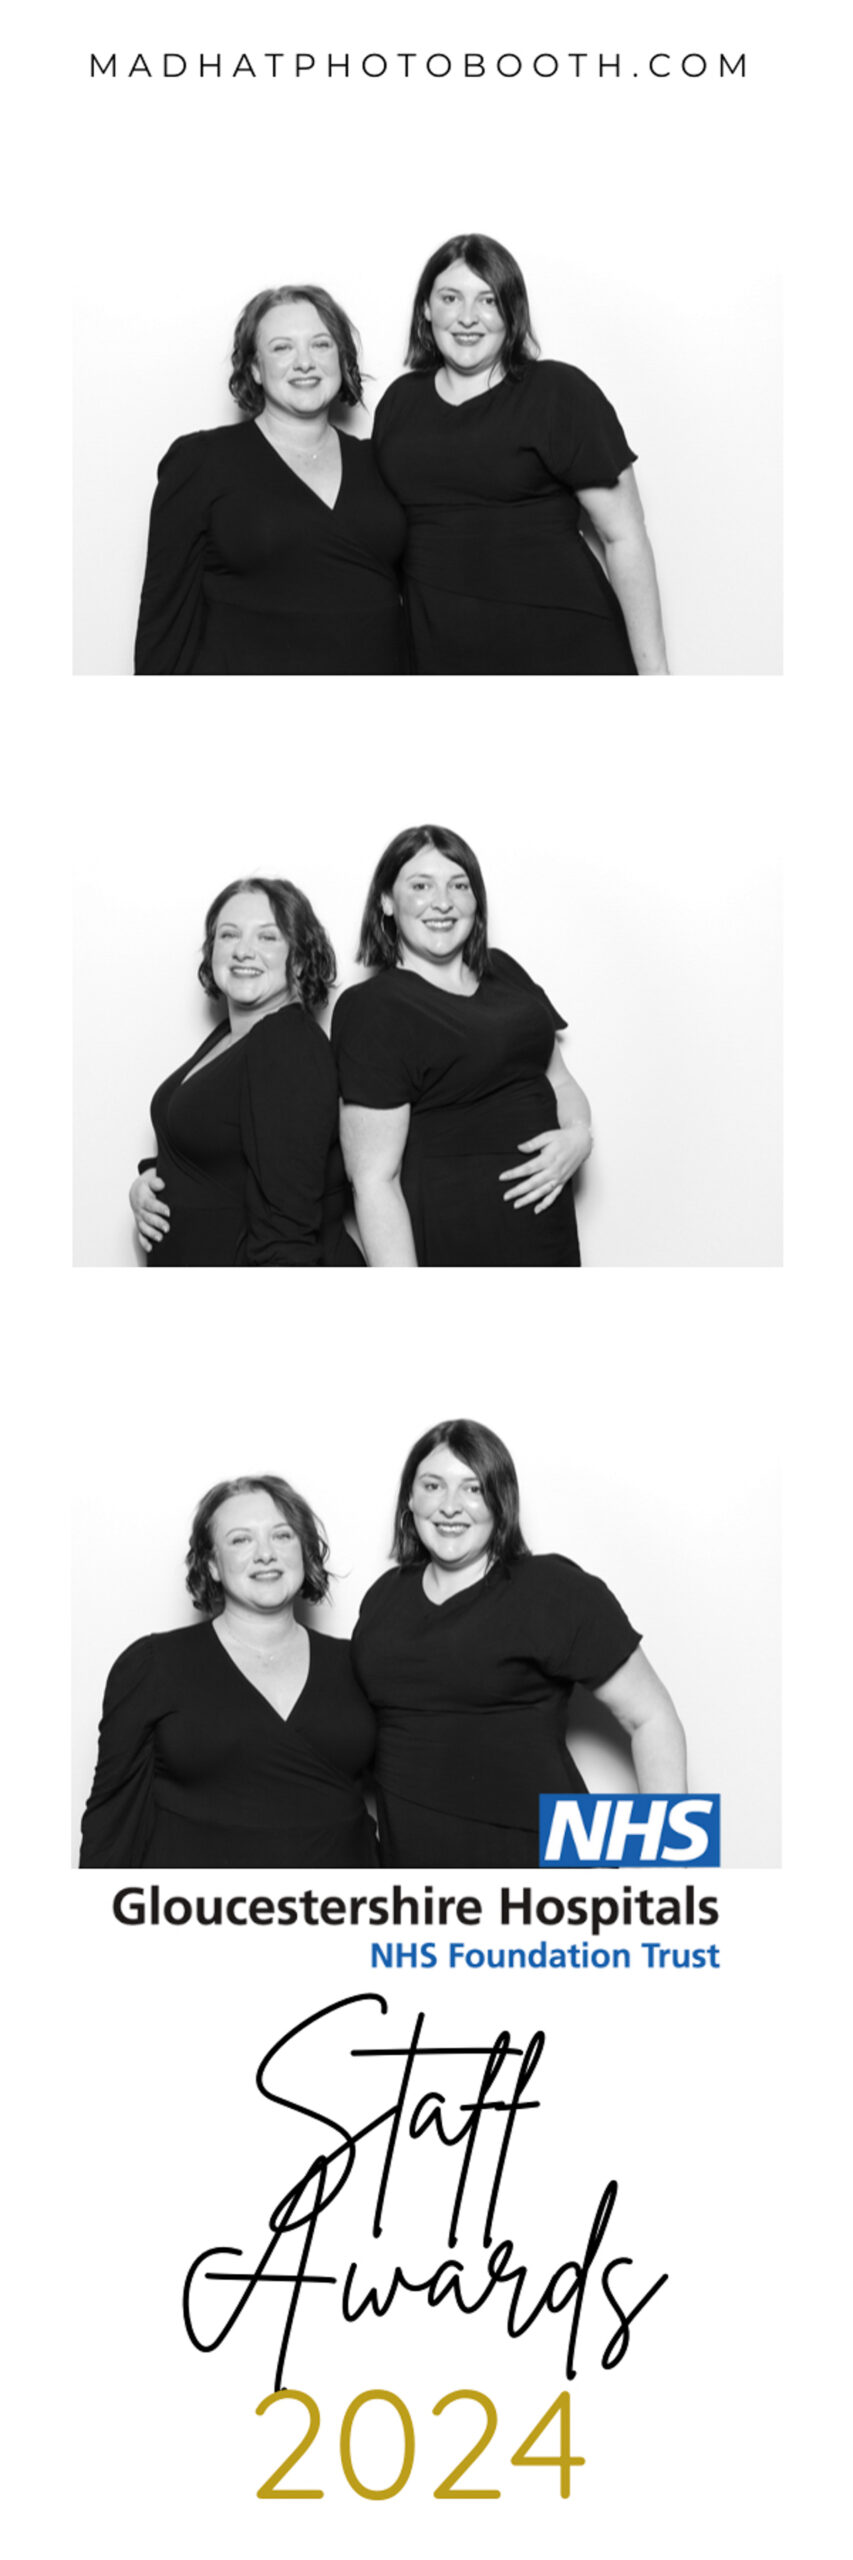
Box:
[79,1637,164,1868]
[331,981,420,1108]
[134,434,212,674]
[240,1010,337,1266]
[490,948,567,1035]
[533,1555,642,1690]
[541,363,637,492]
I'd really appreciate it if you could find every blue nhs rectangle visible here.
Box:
[539,1794,721,1867]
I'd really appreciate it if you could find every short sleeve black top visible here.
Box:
[79,1622,378,1869]
[331,951,565,1149]
[146,1006,361,1268]
[372,361,636,615]
[135,422,407,675]
[352,1554,641,1827]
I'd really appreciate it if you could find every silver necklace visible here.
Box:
[262,419,333,465]
[220,1624,299,1667]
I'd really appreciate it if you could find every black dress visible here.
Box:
[372,361,637,675]
[80,1622,378,1868]
[144,1006,362,1267]
[134,422,407,674]
[352,1555,641,1868]
[331,950,581,1267]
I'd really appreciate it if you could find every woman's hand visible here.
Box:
[499,1122,593,1214]
[130,1171,170,1252]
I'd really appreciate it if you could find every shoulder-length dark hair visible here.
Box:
[199,877,337,1015]
[392,1420,530,1569]
[356,826,491,977]
[406,235,539,381]
[186,1474,331,1615]
[229,285,364,416]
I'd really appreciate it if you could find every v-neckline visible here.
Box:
[417,1563,496,1612]
[432,373,510,414]
[209,1618,312,1728]
[179,1009,294,1089]
[397,968,483,1004]
[179,1023,235,1089]
[254,418,345,514]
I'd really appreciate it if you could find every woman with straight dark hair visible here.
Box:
[130,877,362,1266]
[135,285,406,673]
[352,1421,686,1868]
[373,233,667,676]
[81,1476,379,1868]
[331,825,592,1266]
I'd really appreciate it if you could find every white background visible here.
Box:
[6,5,850,2555]
[62,1886,801,2553]
[72,685,782,1269]
[70,1273,781,1864]
[73,5,782,675]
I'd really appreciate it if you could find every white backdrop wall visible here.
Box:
[70,1272,781,1865]
[72,683,782,1269]
[72,6,782,675]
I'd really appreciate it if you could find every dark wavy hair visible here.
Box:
[406,235,539,381]
[199,877,337,1015]
[186,1475,331,1616]
[356,827,491,977]
[392,1421,530,1570]
[229,285,364,416]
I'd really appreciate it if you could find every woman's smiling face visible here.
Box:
[207,1490,305,1611]
[409,1445,495,1572]
[382,850,477,967]
[250,298,343,418]
[425,262,507,378]
[209,890,290,1011]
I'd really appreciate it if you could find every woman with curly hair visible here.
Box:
[134,285,406,674]
[373,233,667,675]
[80,1476,379,1868]
[130,877,363,1266]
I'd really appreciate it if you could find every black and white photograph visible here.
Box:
[71,1279,781,1872]
[73,18,782,676]
[6,1,848,2550]
[72,698,782,1270]
[130,241,667,680]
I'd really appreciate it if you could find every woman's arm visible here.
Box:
[79,1639,160,1867]
[548,1046,593,1145]
[592,1646,687,1790]
[134,436,210,675]
[241,1014,332,1266]
[576,466,669,674]
[500,1042,593,1213]
[339,1102,418,1267]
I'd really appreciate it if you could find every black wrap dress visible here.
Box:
[135,422,407,674]
[80,1623,378,1868]
[143,1007,361,1267]
[352,1554,641,1867]
[372,360,637,674]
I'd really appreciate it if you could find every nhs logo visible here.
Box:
[539,1793,721,1867]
